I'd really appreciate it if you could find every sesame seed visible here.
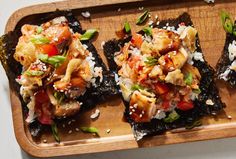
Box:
[90,109,100,119]
[53,37,58,41]
[130,106,133,109]
[139,114,143,118]
[211,112,216,116]
[141,110,145,114]
[206,99,214,105]
[132,109,135,112]
[117,8,121,12]
[106,129,111,133]
[138,7,144,11]
[148,20,154,26]
[75,128,80,132]
[129,112,133,115]
[43,139,47,143]
[81,11,91,18]
[62,124,65,128]
[68,130,72,134]
[68,121,72,125]
[133,104,138,108]
[155,15,158,20]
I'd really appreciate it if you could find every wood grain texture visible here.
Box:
[5,0,236,157]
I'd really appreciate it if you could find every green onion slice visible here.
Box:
[163,110,180,123]
[136,10,150,25]
[142,26,152,36]
[80,127,99,135]
[51,123,60,143]
[220,11,233,34]
[30,35,50,44]
[124,21,131,33]
[80,29,98,41]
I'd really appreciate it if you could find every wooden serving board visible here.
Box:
[5,0,236,157]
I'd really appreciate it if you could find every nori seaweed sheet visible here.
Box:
[103,13,225,139]
[0,10,119,137]
[216,32,236,87]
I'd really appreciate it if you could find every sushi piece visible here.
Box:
[103,12,224,140]
[0,11,119,139]
[216,11,236,86]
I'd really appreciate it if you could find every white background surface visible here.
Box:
[0,0,236,159]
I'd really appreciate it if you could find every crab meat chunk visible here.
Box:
[165,69,186,86]
[180,26,197,53]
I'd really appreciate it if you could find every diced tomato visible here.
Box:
[137,65,144,71]
[34,90,53,125]
[162,100,170,111]
[177,101,194,111]
[155,82,169,94]
[131,33,143,48]
[41,44,58,57]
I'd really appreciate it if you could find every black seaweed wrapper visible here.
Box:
[103,13,225,140]
[216,31,236,87]
[0,10,120,137]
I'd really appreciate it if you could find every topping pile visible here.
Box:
[217,11,236,85]
[14,17,102,125]
[115,24,204,122]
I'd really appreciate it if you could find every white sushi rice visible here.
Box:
[129,46,141,56]
[81,11,91,18]
[219,68,231,81]
[166,26,176,32]
[219,40,236,81]
[85,51,103,86]
[230,60,236,71]
[204,0,214,3]
[25,96,36,123]
[153,109,166,119]
[193,51,204,62]
[176,25,187,35]
[228,40,236,61]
